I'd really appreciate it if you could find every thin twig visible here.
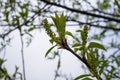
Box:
[40,0,120,22]
[83,0,120,17]
[67,18,120,31]
[19,31,26,80]
[54,54,61,80]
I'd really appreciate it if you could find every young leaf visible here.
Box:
[74,48,80,52]
[88,42,106,51]
[72,43,81,47]
[114,0,120,12]
[51,12,66,39]
[74,74,91,80]
[76,29,83,33]
[28,27,34,32]
[65,31,74,38]
[82,77,93,80]
[66,31,80,43]
[45,45,57,57]
[0,58,6,66]
[76,30,85,41]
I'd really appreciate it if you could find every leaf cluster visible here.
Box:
[0,58,22,80]
[43,13,66,57]
[43,13,107,80]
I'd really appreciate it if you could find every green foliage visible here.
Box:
[43,12,120,80]
[97,0,110,10]
[0,58,22,80]
[51,12,66,39]
[114,0,120,12]
[43,13,108,80]
[76,25,88,56]
[74,74,91,80]
[88,42,106,51]
[45,45,57,57]
[43,13,66,47]
[0,0,120,80]
[28,27,35,32]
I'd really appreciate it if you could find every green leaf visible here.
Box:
[65,31,74,38]
[74,74,91,80]
[51,16,57,27]
[45,45,57,57]
[0,58,6,66]
[72,43,81,47]
[3,11,9,22]
[109,23,115,28]
[114,0,120,12]
[99,61,108,75]
[28,27,34,32]
[82,77,93,80]
[76,29,83,33]
[51,12,66,39]
[115,0,120,7]
[88,42,106,51]
[49,39,54,44]
[100,30,107,36]
[10,0,16,3]
[99,1,110,10]
[74,48,80,52]
[76,30,85,41]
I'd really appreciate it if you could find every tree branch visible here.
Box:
[61,39,91,68]
[67,18,120,31]
[40,0,120,22]
[83,0,120,17]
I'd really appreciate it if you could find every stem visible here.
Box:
[97,75,102,80]
[62,39,103,80]
[62,39,91,68]
[20,31,26,80]
[89,67,102,80]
